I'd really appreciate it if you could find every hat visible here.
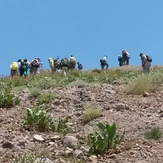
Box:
[139,52,143,56]
[23,59,27,62]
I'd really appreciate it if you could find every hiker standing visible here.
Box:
[10,61,18,77]
[30,58,41,74]
[77,62,83,71]
[100,55,108,69]
[48,57,55,73]
[122,50,130,65]
[139,52,151,73]
[69,55,76,70]
[19,59,30,77]
[60,57,69,76]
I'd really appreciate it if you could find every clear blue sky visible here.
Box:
[0,0,163,76]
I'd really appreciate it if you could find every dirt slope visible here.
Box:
[0,78,163,163]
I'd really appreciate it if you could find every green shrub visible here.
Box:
[81,105,101,123]
[30,77,57,89]
[23,105,55,132]
[23,105,69,133]
[15,145,51,163]
[88,122,123,155]
[126,72,163,94]
[0,81,20,107]
[28,87,41,98]
[37,92,60,105]
[144,127,163,140]
[55,116,70,134]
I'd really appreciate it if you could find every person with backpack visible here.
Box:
[60,57,69,75]
[48,57,55,73]
[100,55,108,69]
[77,62,83,71]
[139,52,151,73]
[30,58,42,74]
[19,59,30,77]
[10,61,18,77]
[69,55,76,70]
[118,55,123,67]
[122,50,130,65]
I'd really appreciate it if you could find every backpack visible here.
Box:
[53,59,58,67]
[11,62,18,70]
[100,59,104,63]
[146,55,152,62]
[61,58,69,67]
[31,59,40,68]
[19,61,27,70]
[78,64,83,70]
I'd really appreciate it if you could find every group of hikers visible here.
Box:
[100,50,152,73]
[47,55,83,75]
[10,51,152,77]
[10,55,83,77]
[10,58,42,77]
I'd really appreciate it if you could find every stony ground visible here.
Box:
[0,74,163,163]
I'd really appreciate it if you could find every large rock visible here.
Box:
[63,135,78,148]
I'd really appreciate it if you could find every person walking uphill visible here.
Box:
[10,61,18,77]
[48,57,55,73]
[100,55,108,69]
[139,52,152,73]
[122,50,130,65]
[69,55,76,70]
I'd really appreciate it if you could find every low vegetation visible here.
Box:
[28,87,41,98]
[126,71,163,94]
[23,105,69,133]
[15,145,51,163]
[144,127,163,140]
[81,104,101,123]
[36,92,60,105]
[88,122,123,155]
[0,81,20,107]
[23,105,55,132]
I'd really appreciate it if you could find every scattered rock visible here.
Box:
[74,149,84,158]
[34,158,53,163]
[33,134,44,142]
[2,141,14,149]
[50,135,60,142]
[89,155,98,163]
[63,135,78,148]
[115,103,129,111]
[143,92,150,97]
[64,147,74,155]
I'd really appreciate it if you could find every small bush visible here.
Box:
[81,105,101,123]
[23,105,55,132]
[0,81,20,108]
[23,105,69,133]
[28,87,41,98]
[15,145,51,163]
[37,92,60,105]
[31,77,56,89]
[144,127,163,140]
[55,116,70,134]
[126,72,163,94]
[88,122,123,155]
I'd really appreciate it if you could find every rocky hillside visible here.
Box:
[0,67,163,163]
